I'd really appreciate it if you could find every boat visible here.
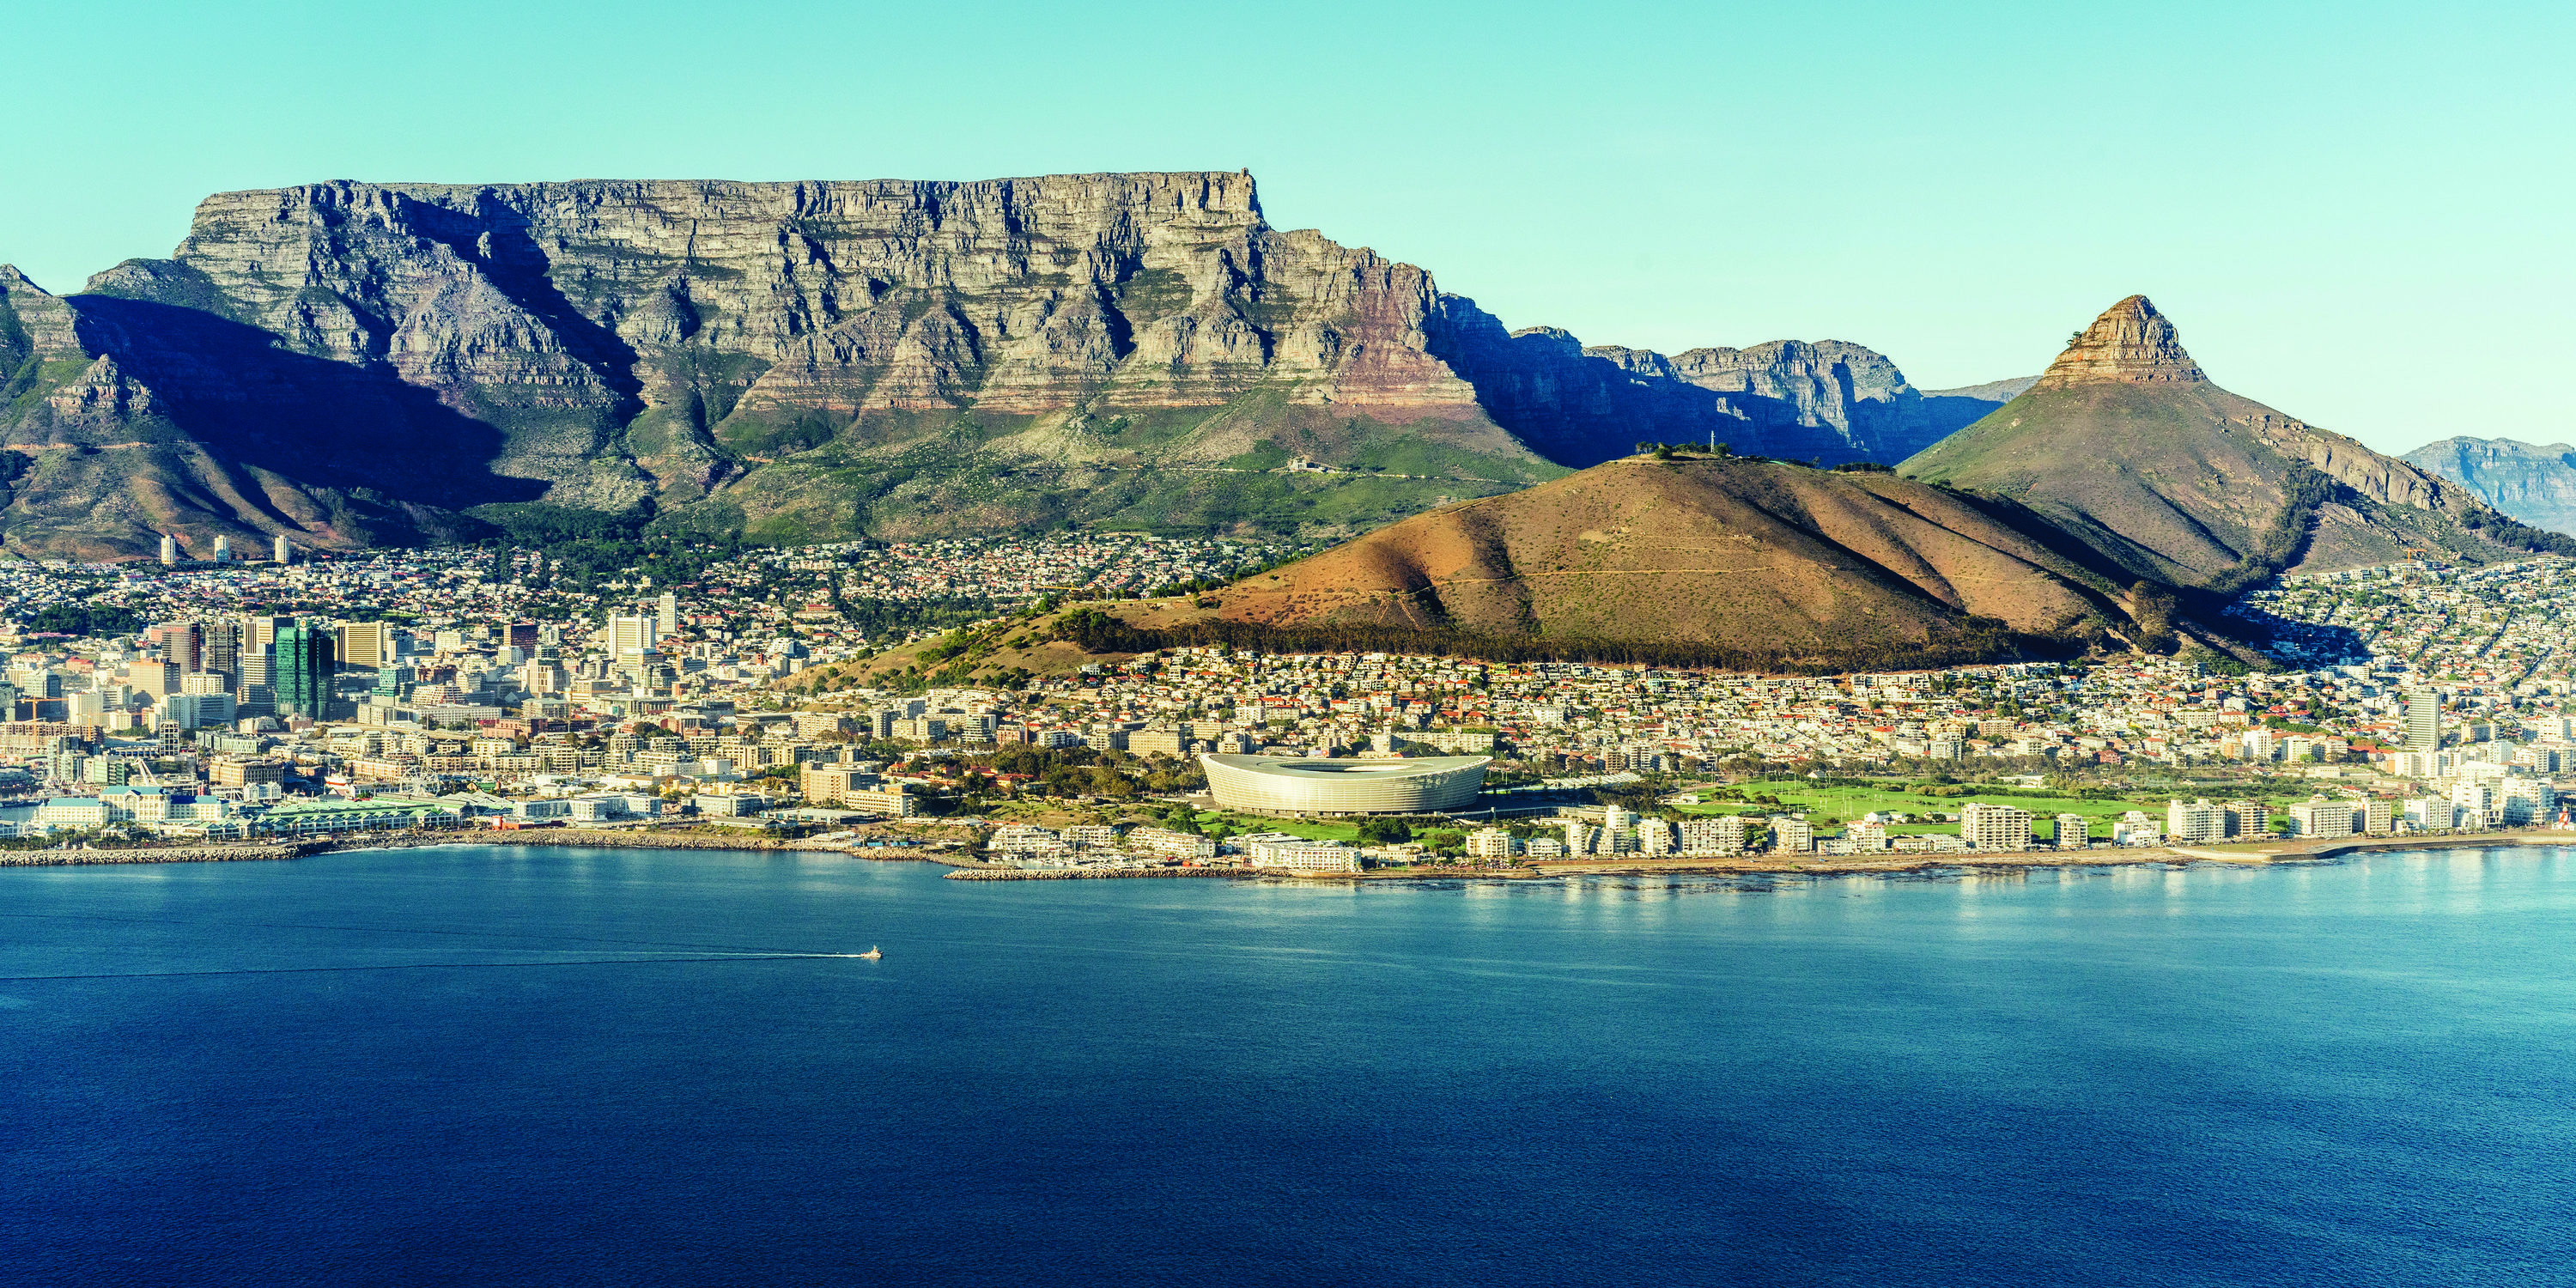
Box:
[856,945,883,960]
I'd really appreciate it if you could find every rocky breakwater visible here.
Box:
[945,866,1238,880]
[0,841,312,866]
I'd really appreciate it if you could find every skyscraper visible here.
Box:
[212,536,232,562]
[656,592,678,637]
[609,615,658,660]
[337,620,393,671]
[272,533,293,564]
[200,620,243,681]
[147,622,202,673]
[273,621,336,720]
[2404,690,2442,753]
[159,534,178,566]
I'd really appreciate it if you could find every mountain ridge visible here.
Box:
[1901,296,2512,585]
[2402,437,2576,537]
[0,173,2011,558]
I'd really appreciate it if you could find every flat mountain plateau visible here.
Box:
[0,173,2008,560]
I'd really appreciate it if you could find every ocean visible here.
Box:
[3,845,2573,1286]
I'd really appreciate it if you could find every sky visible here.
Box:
[3,0,2568,454]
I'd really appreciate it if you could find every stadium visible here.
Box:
[1199,753,1491,816]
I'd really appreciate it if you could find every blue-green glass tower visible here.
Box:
[273,620,336,720]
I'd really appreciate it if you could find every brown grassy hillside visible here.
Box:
[1199,455,2142,655]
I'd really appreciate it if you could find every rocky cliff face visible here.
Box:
[2403,437,2576,536]
[1904,296,2515,582]
[1422,313,1985,467]
[0,173,1982,557]
[2034,295,2207,388]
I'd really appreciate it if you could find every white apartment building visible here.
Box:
[2165,799,2225,845]
[1959,801,2033,851]
[2287,798,2358,839]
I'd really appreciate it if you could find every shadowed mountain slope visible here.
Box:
[0,173,1988,559]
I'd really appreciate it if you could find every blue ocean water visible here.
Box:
[4,847,2574,1287]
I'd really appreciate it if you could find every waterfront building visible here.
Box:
[2165,799,2225,844]
[1127,827,1217,860]
[1769,817,1814,854]
[1562,819,1599,855]
[1245,839,1362,872]
[1678,816,1750,855]
[2403,797,2458,830]
[2223,800,2269,838]
[2055,812,2092,848]
[1635,817,1674,854]
[1467,828,1518,858]
[2288,798,2359,839]
[1959,802,2034,851]
[2364,799,2396,835]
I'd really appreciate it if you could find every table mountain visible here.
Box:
[2402,437,2576,537]
[3,173,1977,559]
[1900,296,2514,586]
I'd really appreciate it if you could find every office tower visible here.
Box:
[199,620,242,680]
[656,592,678,636]
[2404,691,2441,753]
[245,615,290,654]
[337,620,393,671]
[272,533,293,564]
[159,534,178,565]
[272,620,336,720]
[506,622,540,652]
[147,622,202,673]
[609,615,658,659]
[212,536,231,562]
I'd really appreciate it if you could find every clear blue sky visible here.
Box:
[3,0,2567,453]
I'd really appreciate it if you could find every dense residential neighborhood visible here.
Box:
[0,540,2569,868]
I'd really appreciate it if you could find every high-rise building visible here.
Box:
[2404,690,2442,753]
[147,622,201,673]
[272,621,336,720]
[656,592,678,636]
[159,534,178,565]
[2165,799,2224,844]
[2055,813,2092,848]
[2222,800,2269,838]
[609,615,658,660]
[1959,802,2034,851]
[200,619,242,681]
[506,622,540,652]
[272,533,293,564]
[337,620,393,671]
[2289,798,2359,839]
[211,536,231,562]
